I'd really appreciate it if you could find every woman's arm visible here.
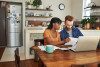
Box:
[44,29,71,45]
[44,36,71,45]
[44,37,65,45]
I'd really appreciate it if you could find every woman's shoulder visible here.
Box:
[44,29,51,34]
[44,29,50,32]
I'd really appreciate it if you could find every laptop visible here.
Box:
[70,36,100,52]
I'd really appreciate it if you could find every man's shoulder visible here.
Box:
[73,27,80,31]
[60,28,66,33]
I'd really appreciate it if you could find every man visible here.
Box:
[60,15,83,43]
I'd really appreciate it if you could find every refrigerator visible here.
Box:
[0,1,23,47]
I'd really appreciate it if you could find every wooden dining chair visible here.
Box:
[71,62,98,67]
[34,39,44,46]
[15,48,21,67]
[34,39,44,62]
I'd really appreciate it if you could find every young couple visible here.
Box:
[44,15,83,45]
[43,15,98,67]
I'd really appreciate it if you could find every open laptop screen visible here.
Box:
[70,36,100,52]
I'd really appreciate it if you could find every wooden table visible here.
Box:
[32,46,100,67]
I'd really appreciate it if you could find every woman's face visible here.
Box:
[65,20,74,29]
[53,23,61,30]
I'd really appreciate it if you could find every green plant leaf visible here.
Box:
[81,18,96,25]
[32,0,42,7]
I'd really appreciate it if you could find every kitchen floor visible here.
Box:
[0,59,38,67]
[0,47,26,62]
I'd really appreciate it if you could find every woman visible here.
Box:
[44,17,70,45]
[60,15,83,41]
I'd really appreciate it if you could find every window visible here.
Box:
[82,0,91,18]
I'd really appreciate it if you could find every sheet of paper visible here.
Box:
[38,45,60,51]
[59,48,69,50]
[38,46,46,51]
[64,37,78,46]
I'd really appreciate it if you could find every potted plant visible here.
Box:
[26,1,32,9]
[32,0,42,9]
[81,18,96,29]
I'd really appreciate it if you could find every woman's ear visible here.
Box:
[52,23,55,26]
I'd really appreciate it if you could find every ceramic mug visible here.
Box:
[46,45,54,53]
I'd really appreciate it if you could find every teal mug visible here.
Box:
[45,45,54,53]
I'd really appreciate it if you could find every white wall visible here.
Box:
[42,0,71,21]
[71,0,100,21]
[26,0,72,21]
[71,0,83,21]
[92,0,100,5]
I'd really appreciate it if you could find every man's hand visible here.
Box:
[64,38,71,43]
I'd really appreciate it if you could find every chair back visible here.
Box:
[34,39,44,46]
[34,39,44,62]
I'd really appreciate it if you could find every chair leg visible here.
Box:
[34,52,39,62]
[38,58,44,67]
[15,48,21,67]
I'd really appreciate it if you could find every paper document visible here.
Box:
[38,45,60,51]
[64,37,78,46]
[38,46,46,51]
[59,48,69,50]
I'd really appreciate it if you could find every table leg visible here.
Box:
[38,58,45,67]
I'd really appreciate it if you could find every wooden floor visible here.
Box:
[1,59,100,67]
[0,59,38,67]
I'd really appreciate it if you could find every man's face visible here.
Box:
[65,20,74,29]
